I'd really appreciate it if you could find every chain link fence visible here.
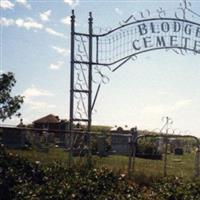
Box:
[0,126,199,178]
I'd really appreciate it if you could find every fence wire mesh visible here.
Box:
[1,126,199,178]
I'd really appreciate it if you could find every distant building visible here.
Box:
[33,114,69,147]
[1,114,70,148]
[33,114,70,131]
[33,114,60,130]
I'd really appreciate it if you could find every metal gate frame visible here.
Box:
[129,134,200,177]
[69,2,200,164]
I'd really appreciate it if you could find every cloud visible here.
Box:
[141,99,193,117]
[0,17,43,30]
[50,61,64,70]
[22,86,55,111]
[22,85,54,99]
[115,8,123,16]
[64,0,79,7]
[16,0,31,9]
[157,91,171,96]
[174,99,193,110]
[25,100,56,110]
[16,17,43,30]
[1,17,66,39]
[0,17,14,26]
[61,16,70,25]
[52,46,69,56]
[0,0,14,9]
[142,105,172,116]
[40,10,52,22]
[45,27,66,38]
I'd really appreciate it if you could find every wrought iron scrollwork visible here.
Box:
[175,0,200,20]
[73,34,90,121]
[93,65,111,85]
[70,0,200,131]
[157,7,167,18]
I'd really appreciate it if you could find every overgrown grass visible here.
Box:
[2,147,200,200]
[6,148,197,178]
[6,147,69,165]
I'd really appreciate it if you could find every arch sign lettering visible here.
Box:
[130,19,200,56]
[69,0,200,133]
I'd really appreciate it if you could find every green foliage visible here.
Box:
[0,146,139,199]
[153,177,200,200]
[90,125,111,133]
[1,144,200,200]
[136,139,160,155]
[0,72,24,121]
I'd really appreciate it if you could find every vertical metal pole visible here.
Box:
[128,137,132,177]
[197,148,200,177]
[128,127,137,177]
[88,12,93,132]
[69,10,75,166]
[163,136,168,177]
[163,116,169,177]
[86,12,93,165]
[195,145,200,177]
[132,140,136,174]
[131,128,137,176]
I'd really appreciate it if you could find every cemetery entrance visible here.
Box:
[69,4,200,132]
[68,0,200,176]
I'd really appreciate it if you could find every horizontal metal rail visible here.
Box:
[131,134,200,177]
[0,125,99,135]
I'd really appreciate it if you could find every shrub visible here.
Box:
[1,144,200,200]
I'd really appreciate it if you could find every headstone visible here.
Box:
[111,134,132,156]
[174,148,184,155]
[34,131,41,147]
[65,133,70,148]
[58,132,66,147]
[97,135,107,156]
[59,120,69,147]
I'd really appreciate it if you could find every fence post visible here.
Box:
[163,135,168,177]
[195,146,200,177]
[86,11,93,167]
[128,144,132,177]
[128,135,133,177]
[132,139,136,174]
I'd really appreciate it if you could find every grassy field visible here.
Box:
[6,147,197,179]
[3,147,200,200]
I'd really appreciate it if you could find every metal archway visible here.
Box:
[69,1,200,163]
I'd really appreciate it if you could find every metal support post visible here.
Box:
[163,135,168,177]
[69,10,75,166]
[132,141,136,174]
[163,116,169,177]
[86,12,93,165]
[195,146,200,177]
[128,127,137,177]
[88,12,93,132]
[128,138,133,177]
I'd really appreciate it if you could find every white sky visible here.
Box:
[1,0,200,136]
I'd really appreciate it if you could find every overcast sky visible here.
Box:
[1,0,200,136]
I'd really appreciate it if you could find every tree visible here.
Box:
[0,72,24,121]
